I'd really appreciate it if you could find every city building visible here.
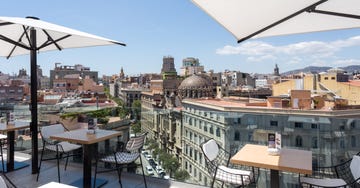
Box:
[49,63,98,89]
[181,96,360,186]
[180,57,204,77]
[273,69,360,105]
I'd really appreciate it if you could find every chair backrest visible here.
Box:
[350,155,360,181]
[125,132,147,152]
[41,124,65,139]
[201,139,219,162]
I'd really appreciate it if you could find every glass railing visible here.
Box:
[8,104,360,188]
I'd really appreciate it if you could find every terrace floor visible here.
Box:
[3,151,206,188]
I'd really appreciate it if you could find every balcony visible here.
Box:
[4,151,207,188]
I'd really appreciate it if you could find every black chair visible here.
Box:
[200,139,256,188]
[300,153,360,187]
[93,132,148,188]
[37,123,82,183]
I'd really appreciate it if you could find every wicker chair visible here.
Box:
[300,154,360,188]
[201,139,256,188]
[36,123,82,183]
[93,132,148,188]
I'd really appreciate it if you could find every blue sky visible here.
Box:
[1,0,359,77]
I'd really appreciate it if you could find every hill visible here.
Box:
[282,65,360,75]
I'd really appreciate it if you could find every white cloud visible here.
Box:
[216,35,360,62]
[247,54,276,62]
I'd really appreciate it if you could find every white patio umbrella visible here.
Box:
[0,16,125,174]
[191,0,360,43]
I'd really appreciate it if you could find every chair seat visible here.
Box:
[45,142,81,153]
[100,152,140,164]
[300,177,346,187]
[215,165,253,185]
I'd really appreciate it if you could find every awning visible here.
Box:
[288,116,331,124]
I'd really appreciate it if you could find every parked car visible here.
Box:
[146,166,154,175]
[145,154,152,161]
[158,170,166,178]
[155,165,163,174]
[142,151,148,156]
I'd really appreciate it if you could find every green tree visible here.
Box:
[131,121,141,135]
[174,169,190,181]
[131,100,141,120]
[162,156,179,177]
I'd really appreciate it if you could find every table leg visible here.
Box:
[83,144,93,188]
[6,131,15,171]
[270,169,279,188]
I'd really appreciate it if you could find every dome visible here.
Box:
[178,74,210,89]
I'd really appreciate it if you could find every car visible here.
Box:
[146,166,154,175]
[155,165,163,173]
[158,170,166,178]
[142,151,148,156]
[145,154,152,161]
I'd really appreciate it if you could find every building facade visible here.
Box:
[181,98,360,186]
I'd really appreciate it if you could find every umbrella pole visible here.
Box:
[30,27,39,174]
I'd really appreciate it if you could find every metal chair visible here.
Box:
[0,134,6,173]
[200,139,256,188]
[300,154,360,187]
[36,123,82,183]
[93,132,148,188]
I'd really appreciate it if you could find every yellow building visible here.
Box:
[273,69,360,105]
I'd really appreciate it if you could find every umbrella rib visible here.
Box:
[0,22,14,27]
[7,26,30,58]
[0,35,31,55]
[37,34,71,50]
[42,29,63,51]
[310,9,360,20]
[237,0,328,43]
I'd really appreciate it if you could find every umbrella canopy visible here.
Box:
[0,16,125,174]
[191,0,360,43]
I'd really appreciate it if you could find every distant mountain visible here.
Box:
[282,65,360,75]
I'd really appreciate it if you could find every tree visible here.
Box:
[174,169,190,181]
[131,100,141,120]
[162,156,179,177]
[131,121,141,135]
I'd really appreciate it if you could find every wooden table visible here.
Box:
[0,121,30,172]
[50,129,122,188]
[230,144,312,188]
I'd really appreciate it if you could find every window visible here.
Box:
[216,128,221,137]
[209,126,214,134]
[351,136,356,147]
[295,122,303,128]
[311,124,318,129]
[350,121,356,129]
[204,125,207,132]
[340,139,345,149]
[270,121,278,126]
[248,133,253,141]
[295,136,303,147]
[339,125,345,130]
[324,77,328,80]
[234,131,240,141]
[312,137,318,148]
[331,77,335,80]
